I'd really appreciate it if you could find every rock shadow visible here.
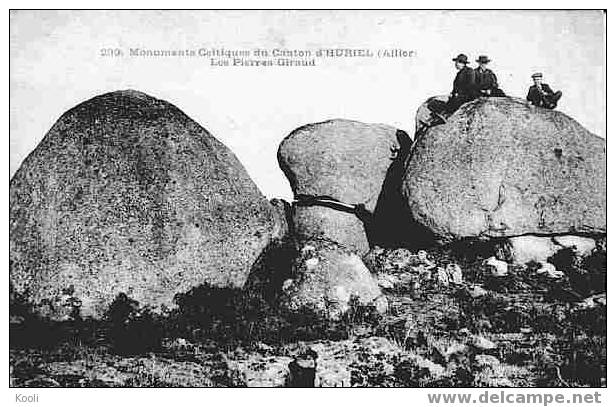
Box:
[366,129,437,250]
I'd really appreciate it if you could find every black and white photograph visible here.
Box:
[7,6,609,404]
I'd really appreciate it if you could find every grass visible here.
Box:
[9,242,606,387]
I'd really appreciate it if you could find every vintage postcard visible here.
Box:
[8,7,608,405]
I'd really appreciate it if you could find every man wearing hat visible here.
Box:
[526,73,562,109]
[427,53,478,123]
[474,55,506,97]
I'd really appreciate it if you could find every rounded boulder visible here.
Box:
[403,97,606,242]
[278,119,413,253]
[10,90,283,320]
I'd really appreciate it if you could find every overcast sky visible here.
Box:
[10,10,606,200]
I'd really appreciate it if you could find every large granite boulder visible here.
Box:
[403,97,606,243]
[278,119,413,253]
[10,90,283,320]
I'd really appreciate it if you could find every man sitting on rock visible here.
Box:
[526,72,562,109]
[474,55,506,97]
[427,53,478,124]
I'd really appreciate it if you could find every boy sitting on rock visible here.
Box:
[526,72,562,109]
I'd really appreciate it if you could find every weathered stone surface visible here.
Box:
[507,235,597,265]
[403,97,606,242]
[415,94,449,133]
[292,205,369,253]
[507,236,561,265]
[553,235,596,257]
[10,90,282,320]
[280,239,385,320]
[278,119,413,253]
[269,198,291,239]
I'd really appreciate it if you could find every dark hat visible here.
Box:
[452,54,469,64]
[476,55,491,63]
[531,72,543,78]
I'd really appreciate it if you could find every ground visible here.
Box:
[9,241,606,387]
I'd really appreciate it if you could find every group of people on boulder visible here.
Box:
[425,53,563,126]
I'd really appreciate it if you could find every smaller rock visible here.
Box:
[468,285,488,298]
[417,250,437,269]
[281,278,294,291]
[305,257,319,268]
[163,337,195,351]
[417,250,429,263]
[485,257,508,277]
[594,293,607,306]
[553,235,596,257]
[435,267,449,287]
[575,293,606,310]
[536,262,565,279]
[416,264,433,280]
[520,327,533,334]
[254,342,275,354]
[388,248,415,270]
[446,263,463,285]
[508,235,560,265]
[444,343,469,360]
[374,295,389,314]
[469,335,497,351]
[377,274,397,289]
[458,328,472,336]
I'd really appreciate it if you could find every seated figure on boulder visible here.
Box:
[526,72,562,109]
[474,55,506,97]
[426,53,478,124]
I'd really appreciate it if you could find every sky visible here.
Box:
[10,10,606,201]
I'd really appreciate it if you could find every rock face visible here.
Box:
[415,94,448,133]
[10,90,282,320]
[291,205,368,253]
[403,97,606,243]
[280,239,385,320]
[278,119,413,253]
[506,235,597,265]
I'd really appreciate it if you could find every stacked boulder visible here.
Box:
[10,90,285,320]
[404,97,606,263]
[10,90,606,325]
[277,119,413,318]
[415,94,448,135]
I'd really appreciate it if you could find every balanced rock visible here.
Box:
[403,97,606,243]
[278,119,413,253]
[10,90,283,320]
[280,239,386,320]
